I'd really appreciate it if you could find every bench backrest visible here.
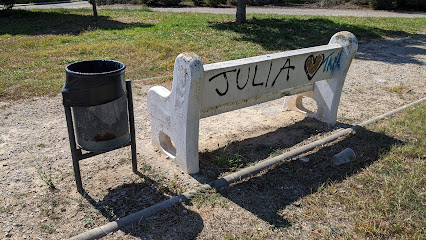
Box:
[201,44,343,117]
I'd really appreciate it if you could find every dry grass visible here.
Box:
[277,102,425,239]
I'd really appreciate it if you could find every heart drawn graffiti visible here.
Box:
[304,54,324,80]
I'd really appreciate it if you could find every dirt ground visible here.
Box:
[0,33,425,239]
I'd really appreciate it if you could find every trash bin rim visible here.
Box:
[65,59,126,76]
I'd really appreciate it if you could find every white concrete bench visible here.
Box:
[147,31,358,174]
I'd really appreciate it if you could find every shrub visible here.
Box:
[369,0,426,9]
[370,0,394,9]
[352,0,369,5]
[97,0,180,6]
[205,0,225,7]
[97,0,143,5]
[160,0,181,5]
[192,0,204,6]
[226,0,237,5]
[402,0,426,10]
[318,0,347,7]
[247,0,272,5]
[1,0,16,9]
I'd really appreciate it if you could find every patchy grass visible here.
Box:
[213,146,244,172]
[0,9,425,101]
[36,165,56,190]
[385,83,409,95]
[191,188,229,208]
[269,148,285,157]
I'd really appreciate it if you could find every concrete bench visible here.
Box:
[147,31,358,174]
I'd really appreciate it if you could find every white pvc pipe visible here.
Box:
[69,97,425,240]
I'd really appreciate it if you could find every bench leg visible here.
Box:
[284,78,343,125]
[284,32,358,125]
[147,53,203,174]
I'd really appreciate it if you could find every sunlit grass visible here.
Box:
[0,8,425,100]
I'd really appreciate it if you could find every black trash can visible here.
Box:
[62,60,130,152]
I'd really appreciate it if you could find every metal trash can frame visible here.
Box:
[62,60,137,194]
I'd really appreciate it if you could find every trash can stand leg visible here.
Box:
[126,80,137,173]
[64,106,84,193]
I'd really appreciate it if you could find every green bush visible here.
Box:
[160,0,181,5]
[370,0,394,9]
[353,0,369,5]
[97,0,143,5]
[192,0,203,5]
[15,0,59,3]
[204,0,225,7]
[247,0,274,5]
[318,0,347,7]
[1,0,16,9]
[97,0,180,5]
[192,0,225,7]
[401,0,426,10]
[368,0,425,9]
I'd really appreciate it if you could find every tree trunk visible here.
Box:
[236,0,247,24]
[90,0,98,21]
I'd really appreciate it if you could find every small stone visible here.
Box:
[182,210,188,215]
[299,157,310,163]
[374,75,386,83]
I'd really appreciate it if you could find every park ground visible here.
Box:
[0,5,425,240]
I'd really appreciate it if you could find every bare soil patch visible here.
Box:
[0,33,425,239]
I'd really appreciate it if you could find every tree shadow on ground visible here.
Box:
[200,119,402,228]
[82,171,203,239]
[209,17,423,65]
[355,33,426,65]
[0,9,154,35]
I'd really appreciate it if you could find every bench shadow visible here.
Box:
[82,171,204,239]
[198,119,402,229]
[209,17,424,65]
[0,9,154,36]
[197,118,340,182]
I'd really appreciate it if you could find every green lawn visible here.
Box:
[0,8,425,100]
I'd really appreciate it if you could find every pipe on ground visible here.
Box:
[69,97,425,240]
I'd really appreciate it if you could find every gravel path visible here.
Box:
[13,1,426,18]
